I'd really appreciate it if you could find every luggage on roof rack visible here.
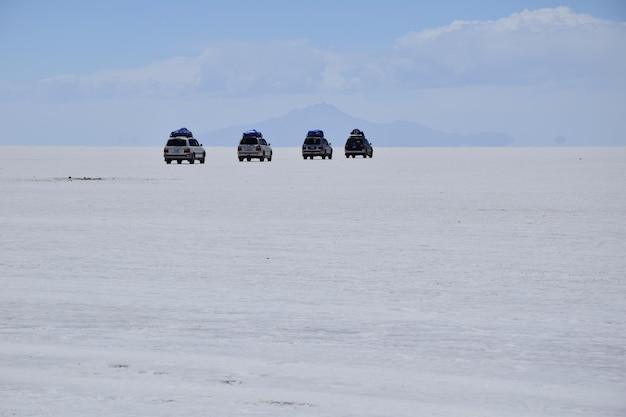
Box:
[307,129,324,138]
[243,129,263,138]
[350,128,364,136]
[170,127,193,138]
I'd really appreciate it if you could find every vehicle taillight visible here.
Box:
[238,146,242,151]
[360,145,365,150]
[184,147,191,153]
[256,145,261,151]
[164,148,169,153]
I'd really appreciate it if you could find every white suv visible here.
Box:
[302,129,333,159]
[163,128,206,164]
[237,130,273,162]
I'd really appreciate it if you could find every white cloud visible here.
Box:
[391,7,626,88]
[190,40,383,95]
[16,40,335,100]
[193,40,329,95]
[33,56,203,99]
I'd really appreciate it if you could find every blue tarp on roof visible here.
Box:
[243,129,262,137]
[307,129,324,137]
[170,127,193,137]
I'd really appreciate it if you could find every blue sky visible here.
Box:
[1,0,625,145]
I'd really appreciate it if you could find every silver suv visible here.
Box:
[302,129,333,159]
[163,128,206,164]
[237,130,273,161]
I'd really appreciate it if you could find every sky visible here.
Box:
[1,0,625,146]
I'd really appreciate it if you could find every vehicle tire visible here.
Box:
[177,160,182,164]
[260,153,265,162]
[352,155,356,158]
[165,160,171,164]
[303,155,307,160]
[200,153,206,164]
[322,154,326,159]
[345,154,349,158]
[239,157,244,162]
[247,156,251,161]
[268,152,272,162]
[329,152,333,160]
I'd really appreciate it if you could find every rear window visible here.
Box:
[240,137,259,145]
[304,137,321,145]
[167,138,187,146]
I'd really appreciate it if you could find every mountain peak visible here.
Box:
[284,102,344,118]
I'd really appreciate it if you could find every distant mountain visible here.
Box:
[198,103,513,147]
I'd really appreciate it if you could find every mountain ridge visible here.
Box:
[199,103,514,147]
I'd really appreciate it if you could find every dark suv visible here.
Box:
[344,129,373,158]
